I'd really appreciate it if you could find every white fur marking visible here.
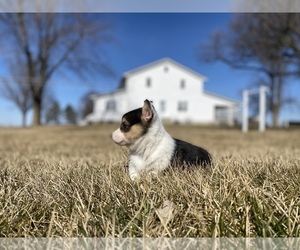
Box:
[112,128,129,145]
[128,113,175,180]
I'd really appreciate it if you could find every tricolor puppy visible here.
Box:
[112,100,211,180]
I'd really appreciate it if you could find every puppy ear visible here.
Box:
[142,99,153,123]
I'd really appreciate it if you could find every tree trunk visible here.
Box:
[32,98,42,126]
[272,106,280,127]
[269,74,282,128]
[22,110,26,127]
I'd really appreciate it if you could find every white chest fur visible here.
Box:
[128,128,175,180]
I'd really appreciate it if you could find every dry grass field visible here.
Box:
[0,124,299,237]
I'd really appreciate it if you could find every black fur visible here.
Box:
[171,138,211,168]
[120,106,152,136]
[121,108,142,130]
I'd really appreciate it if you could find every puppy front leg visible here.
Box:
[128,163,138,180]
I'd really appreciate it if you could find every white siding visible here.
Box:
[88,91,127,123]
[125,61,205,123]
[84,58,238,125]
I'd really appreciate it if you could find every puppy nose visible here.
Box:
[111,129,117,142]
[111,130,116,140]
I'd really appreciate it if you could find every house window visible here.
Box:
[106,100,116,111]
[160,100,166,113]
[164,66,169,73]
[178,101,188,112]
[180,79,185,89]
[146,77,151,88]
[215,106,228,124]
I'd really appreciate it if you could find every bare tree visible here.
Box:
[1,79,32,127]
[0,13,113,126]
[0,56,32,127]
[64,105,77,125]
[200,13,300,127]
[44,96,61,125]
[79,90,96,120]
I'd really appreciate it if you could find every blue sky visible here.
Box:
[0,13,299,126]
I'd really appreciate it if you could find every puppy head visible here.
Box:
[112,99,155,146]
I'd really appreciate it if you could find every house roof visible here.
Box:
[118,57,207,89]
[92,58,238,105]
[204,91,240,105]
[90,89,124,100]
[125,57,207,81]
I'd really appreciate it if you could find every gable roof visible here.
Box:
[126,57,207,80]
[94,58,238,105]
[204,91,239,105]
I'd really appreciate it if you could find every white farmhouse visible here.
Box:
[85,58,238,125]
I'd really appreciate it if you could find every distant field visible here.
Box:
[0,125,299,237]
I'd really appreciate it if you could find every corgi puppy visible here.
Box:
[112,100,211,180]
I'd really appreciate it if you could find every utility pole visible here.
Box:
[259,86,267,133]
[242,86,268,133]
[242,90,249,133]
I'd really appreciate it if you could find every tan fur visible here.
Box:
[125,124,143,142]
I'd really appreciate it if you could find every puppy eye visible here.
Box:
[121,122,129,131]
